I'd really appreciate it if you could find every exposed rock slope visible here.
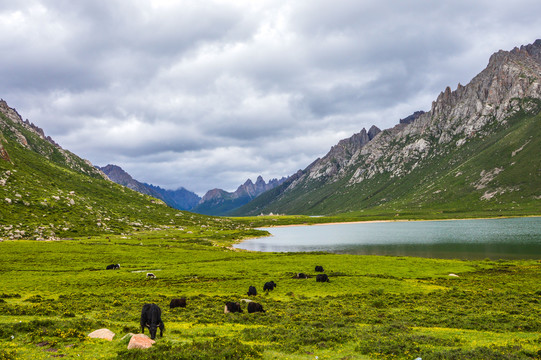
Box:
[235,40,541,216]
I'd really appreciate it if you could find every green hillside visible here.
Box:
[233,104,541,218]
[0,109,244,239]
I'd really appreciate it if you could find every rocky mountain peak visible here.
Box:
[193,175,288,215]
[368,125,382,139]
[200,188,228,202]
[255,175,265,186]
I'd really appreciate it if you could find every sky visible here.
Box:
[1,1,540,195]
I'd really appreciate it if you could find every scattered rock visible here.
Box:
[88,328,115,341]
[448,273,459,277]
[127,334,155,350]
[120,333,135,341]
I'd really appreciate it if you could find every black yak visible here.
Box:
[247,285,257,296]
[224,302,242,313]
[293,273,308,279]
[263,281,276,292]
[106,264,120,270]
[140,303,164,340]
[169,298,186,309]
[316,273,329,282]
[247,302,265,313]
[315,265,324,272]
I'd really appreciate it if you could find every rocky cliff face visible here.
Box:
[236,40,541,215]
[344,40,541,185]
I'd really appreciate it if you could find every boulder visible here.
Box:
[88,328,115,341]
[127,334,155,350]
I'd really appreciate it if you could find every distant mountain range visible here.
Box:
[232,40,541,217]
[191,175,287,215]
[99,164,200,211]
[99,164,286,215]
[2,39,540,229]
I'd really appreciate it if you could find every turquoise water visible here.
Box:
[233,217,541,259]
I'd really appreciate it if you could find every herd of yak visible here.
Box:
[105,263,329,340]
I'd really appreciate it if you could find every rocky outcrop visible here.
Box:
[344,39,541,185]
[0,144,10,162]
[305,125,381,181]
[297,39,541,186]
[127,334,155,350]
[399,111,425,124]
[236,39,541,215]
[88,328,115,341]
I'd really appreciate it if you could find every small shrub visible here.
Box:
[0,348,17,360]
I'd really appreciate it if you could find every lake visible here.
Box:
[233,217,541,260]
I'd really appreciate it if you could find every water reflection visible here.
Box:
[234,217,541,260]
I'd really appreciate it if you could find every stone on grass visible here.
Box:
[127,334,155,350]
[88,328,115,341]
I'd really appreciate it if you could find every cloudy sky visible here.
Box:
[1,0,540,195]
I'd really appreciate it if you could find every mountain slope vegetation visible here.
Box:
[0,101,240,240]
[234,41,541,217]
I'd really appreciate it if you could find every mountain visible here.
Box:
[192,175,287,215]
[144,183,201,211]
[99,163,285,215]
[99,164,200,210]
[233,40,541,217]
[0,100,219,239]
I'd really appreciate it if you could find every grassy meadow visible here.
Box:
[0,225,540,360]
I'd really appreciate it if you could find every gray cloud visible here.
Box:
[1,0,540,195]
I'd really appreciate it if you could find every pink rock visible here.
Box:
[87,328,115,341]
[127,334,156,350]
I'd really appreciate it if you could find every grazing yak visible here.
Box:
[146,273,156,279]
[106,264,120,270]
[316,273,329,282]
[263,281,277,292]
[140,303,164,340]
[169,298,186,309]
[224,302,242,313]
[247,286,257,296]
[247,302,265,313]
[293,273,308,279]
[315,265,324,272]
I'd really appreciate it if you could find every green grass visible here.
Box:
[0,230,540,359]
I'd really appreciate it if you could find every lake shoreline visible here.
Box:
[236,216,541,259]
[260,215,541,228]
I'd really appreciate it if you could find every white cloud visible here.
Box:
[1,0,540,195]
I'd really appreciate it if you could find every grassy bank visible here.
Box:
[0,228,540,359]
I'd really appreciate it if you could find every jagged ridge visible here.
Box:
[234,40,541,216]
[192,175,287,216]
